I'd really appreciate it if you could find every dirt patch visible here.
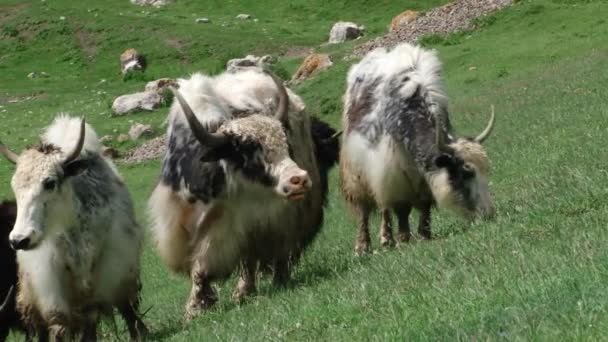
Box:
[122,135,166,164]
[283,46,314,59]
[165,37,190,64]
[0,92,47,105]
[74,25,98,62]
[0,4,26,26]
[354,0,513,56]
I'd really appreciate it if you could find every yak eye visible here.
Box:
[462,164,476,179]
[42,178,57,191]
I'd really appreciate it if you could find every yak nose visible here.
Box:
[9,235,31,251]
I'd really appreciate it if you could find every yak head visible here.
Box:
[431,107,496,221]
[0,119,88,250]
[172,71,312,202]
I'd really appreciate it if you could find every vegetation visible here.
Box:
[1,0,608,340]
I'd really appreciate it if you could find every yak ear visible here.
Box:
[63,159,90,178]
[434,153,454,169]
[199,140,235,163]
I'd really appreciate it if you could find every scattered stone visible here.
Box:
[195,17,210,23]
[236,14,252,20]
[123,135,166,164]
[290,54,333,84]
[120,48,146,75]
[145,78,177,93]
[469,66,477,71]
[328,21,365,44]
[117,134,130,143]
[355,0,513,56]
[129,123,154,140]
[130,0,169,7]
[226,55,274,72]
[102,146,121,159]
[99,135,113,144]
[111,91,162,115]
[59,16,66,21]
[27,72,36,79]
[389,10,418,32]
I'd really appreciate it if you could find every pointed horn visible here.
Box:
[435,113,448,152]
[265,70,289,124]
[0,286,14,313]
[330,130,343,139]
[474,105,495,143]
[169,86,228,148]
[63,119,86,165]
[0,141,18,164]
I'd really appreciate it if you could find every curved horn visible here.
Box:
[63,119,86,165]
[331,130,343,139]
[474,105,495,143]
[265,70,290,124]
[0,141,18,164]
[435,113,448,152]
[0,286,14,313]
[169,86,228,148]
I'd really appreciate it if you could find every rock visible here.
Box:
[145,78,177,93]
[117,134,130,143]
[389,10,418,32]
[195,17,210,23]
[130,0,169,7]
[122,135,166,164]
[27,72,36,79]
[102,146,121,159]
[120,48,146,75]
[111,91,162,115]
[328,21,364,44]
[236,14,251,20]
[99,135,113,144]
[290,54,333,84]
[128,123,154,140]
[226,54,274,72]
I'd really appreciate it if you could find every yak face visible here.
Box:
[207,115,311,201]
[0,121,87,251]
[171,70,311,202]
[432,107,496,221]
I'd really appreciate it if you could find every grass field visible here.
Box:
[2,0,608,340]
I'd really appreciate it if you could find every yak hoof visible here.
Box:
[397,232,411,243]
[380,235,396,248]
[133,320,149,342]
[355,241,371,256]
[232,283,256,304]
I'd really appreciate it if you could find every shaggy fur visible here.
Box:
[5,116,147,341]
[340,43,495,254]
[149,68,339,318]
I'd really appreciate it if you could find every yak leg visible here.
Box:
[418,204,432,240]
[394,203,412,243]
[233,258,257,303]
[118,299,149,341]
[80,322,97,342]
[36,327,49,342]
[354,205,372,255]
[185,260,217,321]
[379,209,395,247]
[272,258,291,288]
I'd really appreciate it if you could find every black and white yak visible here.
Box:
[339,43,496,254]
[148,68,339,319]
[0,116,148,341]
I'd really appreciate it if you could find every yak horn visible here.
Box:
[63,119,86,165]
[265,70,290,125]
[0,141,18,164]
[170,86,229,148]
[474,105,495,143]
[0,286,14,313]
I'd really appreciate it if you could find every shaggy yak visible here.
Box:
[148,68,339,319]
[0,116,147,341]
[339,43,496,254]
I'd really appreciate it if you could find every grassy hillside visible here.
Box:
[2,0,608,340]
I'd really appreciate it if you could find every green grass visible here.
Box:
[3,0,608,340]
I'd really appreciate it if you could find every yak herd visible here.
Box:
[0,43,496,341]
